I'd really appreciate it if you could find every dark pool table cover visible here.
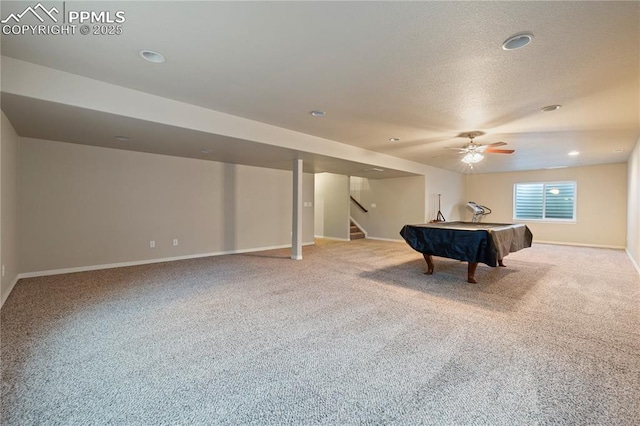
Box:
[400,222,533,267]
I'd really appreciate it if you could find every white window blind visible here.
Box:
[514,182,576,221]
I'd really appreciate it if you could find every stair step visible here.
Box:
[349,220,365,240]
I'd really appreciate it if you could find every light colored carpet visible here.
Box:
[1,239,639,425]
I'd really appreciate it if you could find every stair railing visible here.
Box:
[350,196,368,213]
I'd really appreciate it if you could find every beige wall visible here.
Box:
[350,168,464,241]
[369,176,426,240]
[349,176,370,231]
[424,167,465,222]
[1,112,20,306]
[627,138,640,272]
[314,173,350,240]
[350,168,464,240]
[302,172,315,245]
[349,176,425,241]
[18,138,315,274]
[465,163,627,247]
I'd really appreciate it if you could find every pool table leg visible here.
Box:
[467,262,478,284]
[422,254,434,275]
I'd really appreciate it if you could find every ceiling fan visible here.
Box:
[448,131,515,166]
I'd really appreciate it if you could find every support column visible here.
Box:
[291,159,303,260]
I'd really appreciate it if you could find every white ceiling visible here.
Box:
[1,1,638,175]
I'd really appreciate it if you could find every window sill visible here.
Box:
[513,218,576,224]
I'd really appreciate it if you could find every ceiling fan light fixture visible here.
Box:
[502,33,533,50]
[461,152,484,164]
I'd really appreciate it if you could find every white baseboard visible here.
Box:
[626,249,640,277]
[314,235,350,241]
[1,275,20,308]
[366,237,404,243]
[15,242,316,281]
[534,240,626,250]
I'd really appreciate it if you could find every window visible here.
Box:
[514,181,576,221]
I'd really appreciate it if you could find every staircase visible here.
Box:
[350,220,365,240]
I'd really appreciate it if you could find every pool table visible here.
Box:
[400,222,533,283]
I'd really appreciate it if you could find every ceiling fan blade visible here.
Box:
[487,142,507,147]
[485,148,515,154]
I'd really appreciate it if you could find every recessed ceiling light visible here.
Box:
[114,136,131,142]
[139,50,166,63]
[364,168,384,172]
[613,149,624,153]
[502,33,533,50]
[389,137,400,142]
[568,151,580,156]
[541,105,562,112]
[200,149,213,154]
[310,110,326,117]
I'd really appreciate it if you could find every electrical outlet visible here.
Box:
[173,239,178,246]
[150,240,156,248]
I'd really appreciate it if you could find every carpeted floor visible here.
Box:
[1,239,639,425]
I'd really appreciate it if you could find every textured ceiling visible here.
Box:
[1,1,638,175]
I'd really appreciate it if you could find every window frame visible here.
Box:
[513,181,577,223]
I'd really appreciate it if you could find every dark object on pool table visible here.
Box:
[400,221,533,283]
